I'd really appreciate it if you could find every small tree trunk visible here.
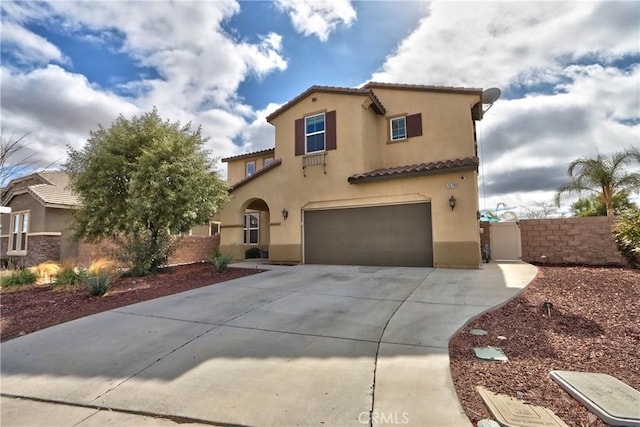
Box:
[606,205,615,217]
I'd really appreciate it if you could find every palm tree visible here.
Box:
[555,148,640,217]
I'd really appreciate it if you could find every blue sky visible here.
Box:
[1,0,639,215]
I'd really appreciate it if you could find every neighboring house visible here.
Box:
[0,171,80,266]
[0,170,220,267]
[219,82,487,268]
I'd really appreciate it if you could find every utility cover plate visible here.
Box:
[550,370,640,427]
[474,346,508,361]
[470,328,488,336]
[477,386,569,427]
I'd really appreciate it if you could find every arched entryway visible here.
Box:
[240,198,271,259]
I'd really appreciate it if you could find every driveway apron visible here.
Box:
[1,262,537,427]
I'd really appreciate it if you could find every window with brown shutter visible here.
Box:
[295,118,305,156]
[406,113,422,138]
[295,110,337,156]
[326,110,336,151]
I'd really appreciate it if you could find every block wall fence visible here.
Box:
[77,235,220,267]
[481,217,626,266]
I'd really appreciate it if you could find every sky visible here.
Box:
[1,0,639,215]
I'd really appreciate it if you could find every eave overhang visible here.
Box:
[228,158,282,192]
[348,156,480,184]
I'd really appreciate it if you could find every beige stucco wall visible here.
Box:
[220,87,482,268]
[226,153,276,186]
[371,89,479,167]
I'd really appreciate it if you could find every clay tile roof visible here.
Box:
[221,148,275,163]
[1,171,80,208]
[29,171,80,207]
[266,85,385,122]
[348,156,479,184]
[362,81,483,95]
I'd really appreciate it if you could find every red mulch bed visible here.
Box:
[1,263,264,342]
[449,266,640,426]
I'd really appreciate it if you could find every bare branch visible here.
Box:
[0,130,37,186]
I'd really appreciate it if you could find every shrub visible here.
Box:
[2,268,38,287]
[210,249,232,273]
[35,261,61,284]
[245,247,261,259]
[612,208,640,268]
[87,273,110,296]
[88,258,118,276]
[53,259,87,288]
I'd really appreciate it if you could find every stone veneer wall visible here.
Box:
[519,217,625,266]
[0,235,61,267]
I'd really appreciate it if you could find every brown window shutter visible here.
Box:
[326,110,337,150]
[295,118,304,156]
[406,113,422,138]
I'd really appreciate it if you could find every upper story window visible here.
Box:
[245,160,256,177]
[295,110,335,157]
[9,211,29,253]
[305,113,325,153]
[388,113,423,143]
[390,117,407,141]
[264,157,274,167]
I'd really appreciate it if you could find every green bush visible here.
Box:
[53,269,88,288]
[612,208,640,268]
[2,268,38,287]
[87,273,111,296]
[245,247,261,259]
[210,249,232,273]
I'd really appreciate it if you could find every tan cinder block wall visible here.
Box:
[76,236,220,267]
[169,235,220,265]
[520,217,625,266]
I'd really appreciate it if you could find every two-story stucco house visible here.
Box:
[219,82,488,268]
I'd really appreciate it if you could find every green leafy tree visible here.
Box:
[65,109,229,276]
[611,207,640,268]
[571,192,637,217]
[555,148,640,217]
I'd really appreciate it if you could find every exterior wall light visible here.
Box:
[449,195,457,211]
[282,208,289,220]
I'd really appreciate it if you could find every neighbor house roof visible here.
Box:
[266,85,386,122]
[221,148,275,163]
[348,157,480,184]
[1,171,80,208]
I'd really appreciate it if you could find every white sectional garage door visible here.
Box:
[303,202,433,267]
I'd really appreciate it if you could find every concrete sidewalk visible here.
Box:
[1,261,537,427]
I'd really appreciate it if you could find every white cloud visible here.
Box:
[276,0,356,42]
[38,1,287,110]
[477,65,640,211]
[0,1,288,177]
[371,2,639,88]
[1,21,67,65]
[238,103,282,153]
[1,65,139,167]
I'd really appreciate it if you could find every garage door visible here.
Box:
[303,203,433,267]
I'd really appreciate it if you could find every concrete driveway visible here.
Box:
[1,262,537,427]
